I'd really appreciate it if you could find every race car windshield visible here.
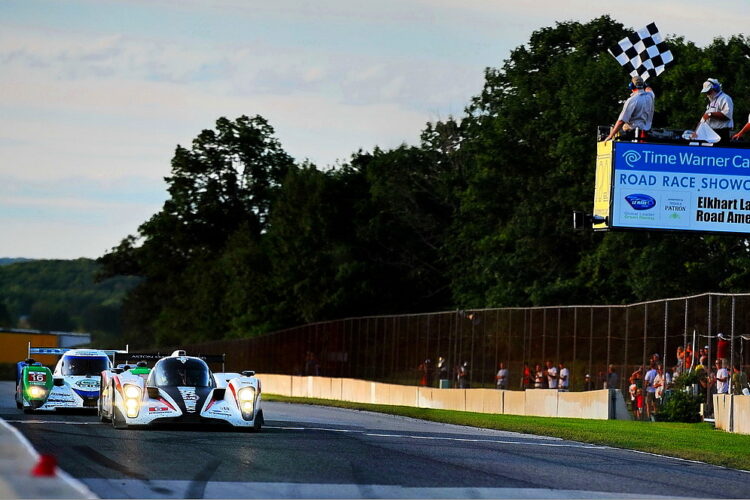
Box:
[149,358,214,387]
[61,356,110,376]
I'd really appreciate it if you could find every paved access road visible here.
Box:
[2,381,750,499]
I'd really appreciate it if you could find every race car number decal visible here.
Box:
[27,372,47,383]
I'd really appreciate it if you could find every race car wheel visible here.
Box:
[98,385,110,423]
[251,409,264,432]
[16,401,22,410]
[112,406,128,430]
[23,408,34,414]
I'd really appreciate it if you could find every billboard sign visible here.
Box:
[607,142,750,233]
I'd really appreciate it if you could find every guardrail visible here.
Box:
[259,374,631,420]
[714,394,750,435]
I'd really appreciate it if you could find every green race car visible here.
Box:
[15,359,54,412]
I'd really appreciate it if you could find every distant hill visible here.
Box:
[0,258,139,346]
[0,258,34,266]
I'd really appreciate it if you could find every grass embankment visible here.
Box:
[264,394,750,471]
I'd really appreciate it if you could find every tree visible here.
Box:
[99,116,296,344]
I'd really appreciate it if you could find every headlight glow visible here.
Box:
[238,387,255,402]
[27,385,47,399]
[124,385,141,399]
[242,401,254,412]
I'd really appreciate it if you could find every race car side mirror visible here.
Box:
[53,378,64,387]
[241,370,255,377]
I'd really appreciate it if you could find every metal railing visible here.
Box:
[186,292,750,395]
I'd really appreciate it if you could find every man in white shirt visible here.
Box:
[495,362,509,390]
[546,360,558,389]
[696,78,733,144]
[558,362,570,391]
[604,76,654,141]
[644,364,658,418]
[716,359,730,394]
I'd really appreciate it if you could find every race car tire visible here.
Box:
[112,406,128,430]
[98,386,110,423]
[251,409,264,432]
[22,408,34,414]
[16,401,22,409]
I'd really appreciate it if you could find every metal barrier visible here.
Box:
[186,293,750,398]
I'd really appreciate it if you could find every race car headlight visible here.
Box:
[237,387,256,419]
[27,385,47,399]
[123,384,142,418]
[238,387,255,402]
[124,385,141,399]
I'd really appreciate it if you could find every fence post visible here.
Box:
[588,308,593,381]
[642,304,648,370]
[623,307,629,391]
[606,308,611,378]
[661,301,669,373]
[556,308,561,366]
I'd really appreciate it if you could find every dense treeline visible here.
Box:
[0,259,139,345]
[99,17,750,348]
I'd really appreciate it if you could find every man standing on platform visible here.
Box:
[696,78,733,144]
[604,76,654,141]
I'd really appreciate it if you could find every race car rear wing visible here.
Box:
[113,352,226,372]
[28,343,129,364]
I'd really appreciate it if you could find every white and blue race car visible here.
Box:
[17,347,121,412]
[98,350,263,431]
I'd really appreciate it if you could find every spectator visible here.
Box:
[629,381,637,413]
[732,113,750,141]
[534,364,544,389]
[546,360,558,390]
[716,333,729,362]
[457,361,470,389]
[521,362,532,390]
[635,388,645,420]
[437,357,449,387]
[418,359,433,386]
[597,371,607,390]
[685,343,693,371]
[558,362,569,391]
[715,359,730,395]
[675,346,685,375]
[694,78,734,144]
[583,373,594,391]
[606,364,619,389]
[654,365,666,406]
[644,363,658,419]
[732,364,749,395]
[495,362,509,390]
[304,351,320,376]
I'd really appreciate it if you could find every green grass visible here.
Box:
[264,394,750,471]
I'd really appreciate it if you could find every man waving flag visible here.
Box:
[608,23,674,80]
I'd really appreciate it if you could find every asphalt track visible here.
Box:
[3,381,750,499]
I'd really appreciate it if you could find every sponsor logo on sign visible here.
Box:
[178,387,199,413]
[625,194,656,210]
[622,150,641,168]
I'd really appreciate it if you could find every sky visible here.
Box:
[1,0,748,260]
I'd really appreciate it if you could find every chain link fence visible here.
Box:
[187,293,750,397]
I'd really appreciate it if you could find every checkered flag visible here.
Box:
[608,23,674,81]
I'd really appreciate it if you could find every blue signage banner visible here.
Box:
[611,142,750,233]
